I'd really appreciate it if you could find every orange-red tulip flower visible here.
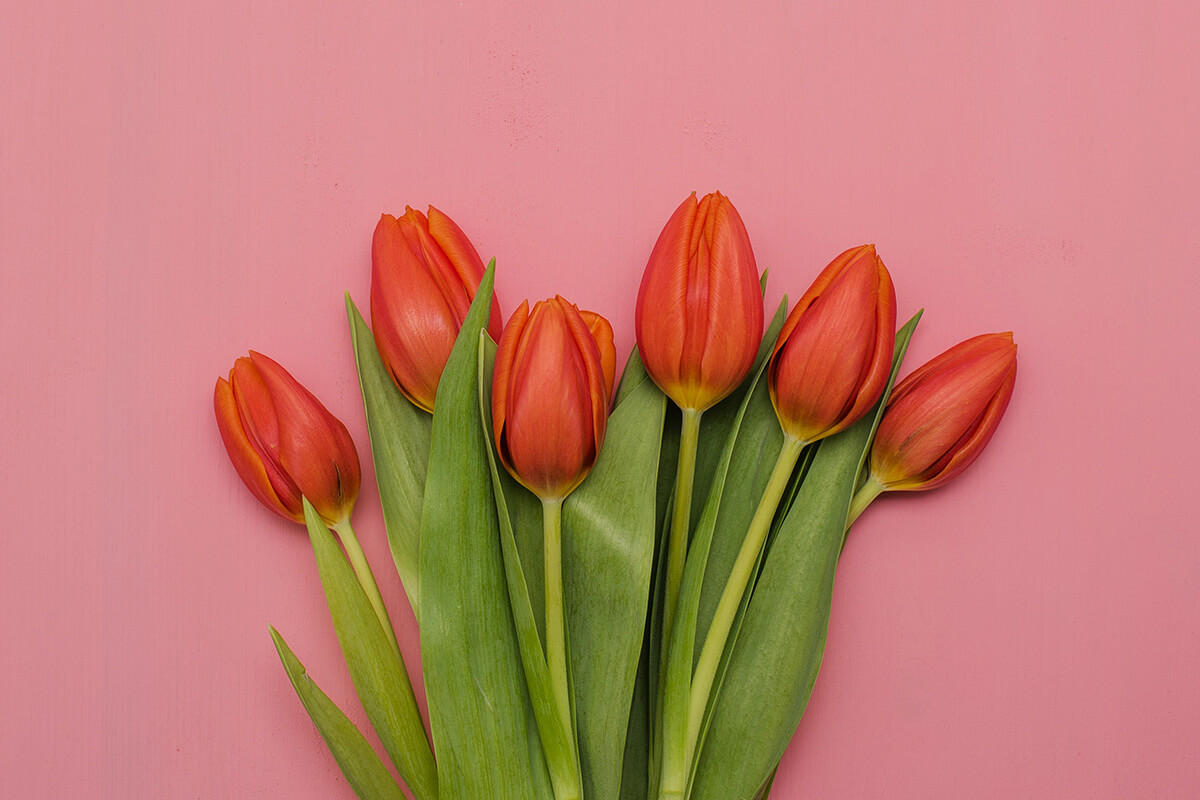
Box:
[635,191,763,413]
[768,244,897,444]
[214,351,361,526]
[370,206,502,412]
[870,332,1017,491]
[492,297,615,501]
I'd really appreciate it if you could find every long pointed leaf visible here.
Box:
[269,627,409,800]
[346,294,431,615]
[690,313,922,800]
[479,333,578,800]
[302,501,437,800]
[418,263,549,800]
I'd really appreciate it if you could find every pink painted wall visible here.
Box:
[3,0,1198,796]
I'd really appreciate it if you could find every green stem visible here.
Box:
[543,496,577,797]
[846,475,886,530]
[664,408,703,651]
[683,436,804,774]
[332,519,401,663]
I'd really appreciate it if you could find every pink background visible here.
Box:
[3,0,1199,797]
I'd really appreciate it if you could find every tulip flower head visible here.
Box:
[214,352,361,526]
[371,206,502,412]
[635,191,763,413]
[768,244,897,444]
[492,297,616,501]
[870,332,1017,491]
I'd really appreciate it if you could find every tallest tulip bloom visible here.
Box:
[635,191,763,413]
[636,191,765,662]
[371,206,502,413]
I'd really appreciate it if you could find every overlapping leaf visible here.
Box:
[301,500,437,800]
[689,313,922,800]
[270,627,409,800]
[346,295,430,615]
[418,264,550,800]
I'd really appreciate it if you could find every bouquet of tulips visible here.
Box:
[215,193,1017,800]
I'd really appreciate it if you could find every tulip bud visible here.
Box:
[214,351,361,526]
[370,206,502,412]
[635,191,763,413]
[492,297,616,501]
[768,244,897,444]
[869,332,1017,491]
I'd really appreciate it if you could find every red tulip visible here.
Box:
[492,297,616,501]
[768,244,897,444]
[214,352,361,526]
[635,191,763,413]
[370,206,502,412]
[869,332,1017,491]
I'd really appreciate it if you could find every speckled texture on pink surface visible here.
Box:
[3,1,1199,797]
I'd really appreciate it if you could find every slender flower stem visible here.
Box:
[664,408,703,649]
[542,495,576,790]
[683,436,805,773]
[846,475,886,529]
[332,519,401,662]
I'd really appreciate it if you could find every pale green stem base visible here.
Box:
[332,519,401,663]
[846,475,886,530]
[542,497,579,800]
[681,435,805,782]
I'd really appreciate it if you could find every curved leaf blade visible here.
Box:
[269,627,408,800]
[302,500,438,800]
[418,263,548,800]
[690,313,922,800]
[346,294,430,615]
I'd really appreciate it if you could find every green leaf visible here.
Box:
[622,300,788,800]
[613,345,652,409]
[301,501,437,800]
[479,333,579,800]
[657,339,780,798]
[754,766,778,800]
[346,294,431,615]
[418,262,549,800]
[562,356,666,800]
[689,313,922,800]
[618,640,652,800]
[269,627,409,800]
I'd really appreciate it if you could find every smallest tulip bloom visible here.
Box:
[214,352,361,526]
[371,206,502,413]
[492,297,616,502]
[869,333,1017,491]
[768,244,897,444]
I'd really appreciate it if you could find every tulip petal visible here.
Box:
[768,246,895,443]
[428,204,503,339]
[579,309,616,402]
[636,192,762,412]
[249,351,360,524]
[229,356,305,519]
[371,213,462,412]
[214,375,301,522]
[871,333,1017,490]
[491,299,529,470]
[494,297,612,501]
[637,194,697,398]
